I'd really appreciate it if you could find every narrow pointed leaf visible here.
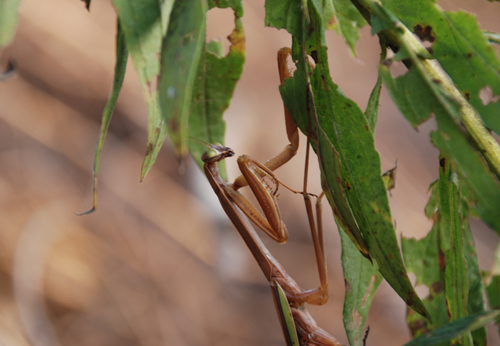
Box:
[364,72,383,132]
[464,221,487,345]
[487,277,500,311]
[113,0,175,180]
[402,222,448,338]
[78,22,128,214]
[340,226,381,346]
[487,244,500,336]
[280,46,371,261]
[280,0,429,320]
[439,159,472,345]
[272,282,300,346]
[159,0,207,162]
[404,310,500,346]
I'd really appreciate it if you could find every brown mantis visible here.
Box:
[198,48,344,346]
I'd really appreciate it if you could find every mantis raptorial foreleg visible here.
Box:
[232,47,299,191]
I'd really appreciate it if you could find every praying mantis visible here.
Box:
[199,48,344,346]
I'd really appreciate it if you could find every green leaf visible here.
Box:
[330,0,367,55]
[159,0,207,162]
[439,159,472,345]
[188,9,245,179]
[280,54,371,260]
[78,22,128,215]
[379,46,500,234]
[265,0,365,52]
[402,223,448,339]
[341,226,381,346]
[423,180,439,219]
[265,0,305,40]
[280,0,429,320]
[487,277,500,311]
[272,282,300,346]
[464,221,487,345]
[404,163,487,344]
[404,310,500,346]
[359,1,500,187]
[487,244,500,336]
[0,0,21,47]
[313,3,430,321]
[381,1,500,135]
[113,0,175,180]
[364,72,383,132]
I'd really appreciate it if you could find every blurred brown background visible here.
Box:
[1,0,499,345]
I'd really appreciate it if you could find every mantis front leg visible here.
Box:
[232,47,299,191]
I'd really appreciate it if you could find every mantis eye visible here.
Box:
[206,148,218,157]
[202,147,219,162]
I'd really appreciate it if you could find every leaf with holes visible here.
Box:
[370,1,500,234]
[188,1,245,179]
[381,0,500,135]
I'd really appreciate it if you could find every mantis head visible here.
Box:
[201,143,235,164]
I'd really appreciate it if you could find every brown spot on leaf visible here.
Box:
[345,181,351,191]
[228,25,245,54]
[438,250,446,270]
[466,52,473,59]
[146,75,159,94]
[439,157,446,168]
[432,79,441,84]
[431,281,443,294]
[413,24,435,43]
[344,278,352,293]
[310,50,318,63]
[408,318,430,337]
[169,119,179,132]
